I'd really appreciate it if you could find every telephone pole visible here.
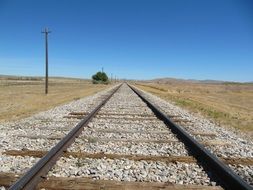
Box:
[42,28,51,94]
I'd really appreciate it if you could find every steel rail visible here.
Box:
[128,84,252,190]
[9,84,122,190]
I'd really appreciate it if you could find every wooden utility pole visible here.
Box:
[42,28,51,94]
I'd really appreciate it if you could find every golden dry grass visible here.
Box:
[0,77,111,122]
[135,82,253,137]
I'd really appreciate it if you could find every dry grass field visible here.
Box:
[0,76,111,122]
[136,81,253,138]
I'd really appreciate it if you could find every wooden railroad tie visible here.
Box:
[4,150,253,165]
[0,172,223,190]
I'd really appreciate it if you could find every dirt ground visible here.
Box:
[135,82,253,138]
[0,77,111,122]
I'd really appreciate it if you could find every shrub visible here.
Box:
[92,71,109,84]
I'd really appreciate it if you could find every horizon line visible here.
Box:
[0,73,252,83]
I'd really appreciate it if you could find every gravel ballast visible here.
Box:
[0,84,252,188]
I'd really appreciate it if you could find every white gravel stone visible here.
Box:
[69,141,188,156]
[48,157,214,185]
[0,156,39,173]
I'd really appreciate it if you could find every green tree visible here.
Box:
[92,71,109,84]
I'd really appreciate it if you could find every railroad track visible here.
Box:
[0,83,252,190]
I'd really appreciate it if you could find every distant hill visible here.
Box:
[0,74,89,81]
[146,77,252,84]
[0,74,43,81]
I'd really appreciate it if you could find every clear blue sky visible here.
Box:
[0,0,252,81]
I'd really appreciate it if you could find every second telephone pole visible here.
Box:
[42,28,51,94]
